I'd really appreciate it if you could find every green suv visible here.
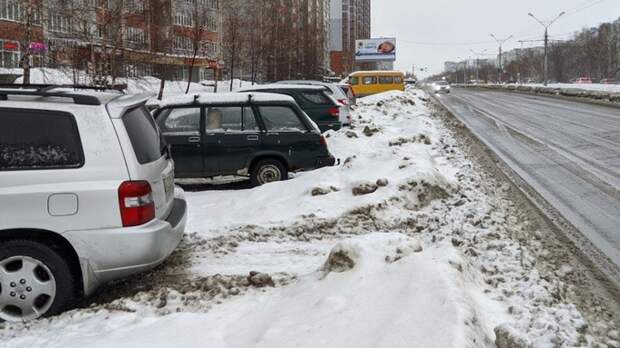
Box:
[238,84,342,132]
[154,93,336,186]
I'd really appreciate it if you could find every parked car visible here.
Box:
[600,79,618,84]
[0,85,187,321]
[337,83,357,106]
[153,93,336,186]
[431,81,451,93]
[238,84,342,132]
[575,77,593,84]
[276,80,352,126]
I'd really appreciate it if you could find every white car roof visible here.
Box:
[155,92,296,108]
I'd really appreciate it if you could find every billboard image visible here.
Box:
[355,38,396,61]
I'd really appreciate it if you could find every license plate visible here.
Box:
[163,172,174,201]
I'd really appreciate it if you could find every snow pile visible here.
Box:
[527,83,620,93]
[0,234,492,348]
[223,233,490,348]
[185,90,453,233]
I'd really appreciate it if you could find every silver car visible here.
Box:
[0,86,187,321]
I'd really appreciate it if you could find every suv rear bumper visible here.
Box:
[63,194,187,296]
[316,155,336,168]
[317,121,342,132]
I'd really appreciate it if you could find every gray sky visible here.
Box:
[371,0,620,78]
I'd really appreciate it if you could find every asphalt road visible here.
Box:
[435,88,620,269]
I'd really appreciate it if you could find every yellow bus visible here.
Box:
[348,71,405,97]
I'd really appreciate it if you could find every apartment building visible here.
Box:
[329,0,371,76]
[0,0,221,82]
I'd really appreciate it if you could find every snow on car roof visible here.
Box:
[154,92,296,108]
[237,84,327,92]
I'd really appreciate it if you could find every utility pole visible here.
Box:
[528,11,565,86]
[470,49,487,82]
[490,34,513,84]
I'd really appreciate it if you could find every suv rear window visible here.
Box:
[300,91,331,105]
[0,108,84,170]
[123,106,165,164]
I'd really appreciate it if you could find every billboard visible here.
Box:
[355,38,396,62]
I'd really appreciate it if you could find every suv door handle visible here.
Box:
[187,136,201,143]
[246,135,259,141]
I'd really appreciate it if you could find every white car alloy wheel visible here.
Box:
[0,255,57,321]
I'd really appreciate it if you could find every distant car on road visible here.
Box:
[154,93,336,186]
[0,85,187,321]
[575,77,593,84]
[600,79,618,85]
[431,81,451,93]
[238,84,342,132]
[276,80,352,126]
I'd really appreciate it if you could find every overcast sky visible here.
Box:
[371,0,620,78]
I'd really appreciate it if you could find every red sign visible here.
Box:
[3,42,18,51]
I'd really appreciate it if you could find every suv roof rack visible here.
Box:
[0,84,127,106]
[0,83,126,93]
[0,90,101,105]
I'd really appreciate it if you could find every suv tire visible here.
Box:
[251,159,288,186]
[0,239,76,322]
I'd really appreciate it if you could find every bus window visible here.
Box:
[379,76,394,84]
[363,76,377,85]
[394,76,404,84]
[350,77,359,85]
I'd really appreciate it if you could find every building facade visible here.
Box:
[0,0,221,82]
[329,0,371,76]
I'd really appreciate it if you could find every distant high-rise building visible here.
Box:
[329,0,371,76]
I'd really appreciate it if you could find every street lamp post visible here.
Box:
[470,49,487,82]
[528,11,565,86]
[490,34,513,84]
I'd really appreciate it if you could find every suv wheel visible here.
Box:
[0,240,76,321]
[251,159,288,186]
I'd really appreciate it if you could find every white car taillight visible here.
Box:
[118,181,155,227]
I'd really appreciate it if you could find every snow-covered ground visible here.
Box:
[501,82,620,93]
[1,90,615,347]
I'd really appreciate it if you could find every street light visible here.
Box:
[528,11,565,86]
[470,49,487,82]
[490,34,513,84]
[456,56,467,84]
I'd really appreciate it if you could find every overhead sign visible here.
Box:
[355,38,396,62]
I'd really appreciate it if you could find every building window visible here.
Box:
[48,12,71,33]
[125,26,147,44]
[0,40,20,68]
[173,35,193,51]
[0,0,21,21]
[174,11,193,27]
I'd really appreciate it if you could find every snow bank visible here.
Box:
[2,234,491,348]
[185,90,453,234]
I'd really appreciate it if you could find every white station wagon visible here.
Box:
[0,86,187,321]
